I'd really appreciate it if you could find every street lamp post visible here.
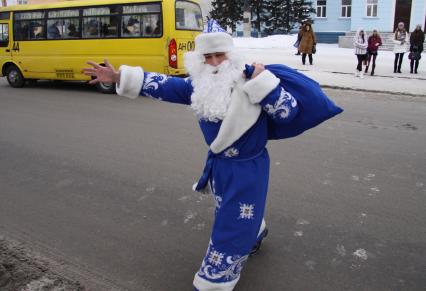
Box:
[243,0,251,37]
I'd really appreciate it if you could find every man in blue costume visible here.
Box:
[84,24,300,290]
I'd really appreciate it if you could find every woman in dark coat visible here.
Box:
[365,29,382,76]
[298,22,316,65]
[409,25,425,74]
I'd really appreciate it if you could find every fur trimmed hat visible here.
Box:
[193,20,234,54]
[195,32,234,54]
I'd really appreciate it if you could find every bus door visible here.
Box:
[0,12,12,68]
[170,0,203,75]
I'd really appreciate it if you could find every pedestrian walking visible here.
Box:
[83,20,342,291]
[409,24,424,74]
[365,29,382,76]
[392,22,409,73]
[298,21,316,65]
[294,24,303,55]
[353,28,368,78]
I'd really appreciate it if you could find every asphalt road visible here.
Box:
[0,78,425,291]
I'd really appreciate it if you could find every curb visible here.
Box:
[320,85,426,98]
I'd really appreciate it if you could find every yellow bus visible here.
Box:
[0,0,202,93]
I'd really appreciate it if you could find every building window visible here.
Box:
[17,0,28,4]
[316,0,327,18]
[341,0,351,18]
[366,0,378,17]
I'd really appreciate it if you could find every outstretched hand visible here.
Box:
[251,62,265,79]
[83,59,120,85]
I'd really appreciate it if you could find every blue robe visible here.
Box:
[136,71,299,290]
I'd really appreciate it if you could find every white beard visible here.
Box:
[184,52,244,122]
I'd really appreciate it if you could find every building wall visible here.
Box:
[314,0,425,34]
[350,0,395,32]
[410,0,425,31]
[313,0,351,32]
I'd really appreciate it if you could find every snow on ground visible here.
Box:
[233,35,426,96]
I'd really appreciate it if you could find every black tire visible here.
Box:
[6,65,25,88]
[96,81,116,94]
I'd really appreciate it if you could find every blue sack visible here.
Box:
[244,64,343,140]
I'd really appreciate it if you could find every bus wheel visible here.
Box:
[6,65,26,88]
[96,81,116,94]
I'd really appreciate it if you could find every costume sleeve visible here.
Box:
[242,70,298,124]
[259,86,299,124]
[115,65,192,105]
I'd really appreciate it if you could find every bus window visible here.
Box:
[0,23,9,47]
[101,16,119,37]
[47,9,80,39]
[0,12,10,20]
[30,21,45,39]
[66,21,80,38]
[122,3,160,14]
[14,20,30,40]
[83,6,119,38]
[175,0,203,31]
[142,14,161,37]
[47,19,63,39]
[14,11,45,41]
[122,3,161,38]
[122,15,141,37]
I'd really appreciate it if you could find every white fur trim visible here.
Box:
[243,70,280,104]
[210,80,261,154]
[257,219,266,237]
[195,32,234,54]
[115,65,144,99]
[193,273,239,291]
[192,182,212,194]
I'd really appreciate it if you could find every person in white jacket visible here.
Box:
[392,22,409,73]
[353,28,368,78]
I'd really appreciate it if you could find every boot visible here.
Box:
[394,58,398,73]
[397,58,403,73]
[250,228,269,256]
[365,65,369,73]
[371,65,375,76]
[415,61,419,74]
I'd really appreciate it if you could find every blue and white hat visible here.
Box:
[194,20,234,54]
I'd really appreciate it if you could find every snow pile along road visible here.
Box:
[234,35,426,96]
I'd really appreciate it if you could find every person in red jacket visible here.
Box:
[365,29,382,76]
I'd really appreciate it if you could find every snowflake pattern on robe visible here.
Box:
[264,88,297,120]
[198,242,249,282]
[239,203,255,220]
[224,147,239,158]
[143,73,169,98]
[208,250,225,266]
[214,195,223,212]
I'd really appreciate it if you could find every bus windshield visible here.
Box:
[175,0,202,31]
